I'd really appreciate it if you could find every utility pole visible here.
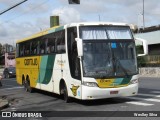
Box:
[98,14,101,22]
[142,0,145,29]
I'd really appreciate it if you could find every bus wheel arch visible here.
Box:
[22,75,25,85]
[22,75,27,91]
[59,79,71,103]
[60,79,65,95]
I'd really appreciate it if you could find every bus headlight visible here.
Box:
[130,79,138,84]
[83,82,98,87]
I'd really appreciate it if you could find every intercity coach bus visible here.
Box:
[16,22,148,102]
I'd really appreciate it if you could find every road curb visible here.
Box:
[0,98,9,110]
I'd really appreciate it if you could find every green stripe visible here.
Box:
[38,55,56,84]
[48,26,64,34]
[120,77,132,85]
[109,77,131,86]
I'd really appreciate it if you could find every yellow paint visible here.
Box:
[16,26,60,43]
[96,79,115,88]
[96,79,129,88]
[70,85,79,96]
[16,56,41,88]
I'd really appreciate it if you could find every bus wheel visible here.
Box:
[63,84,71,103]
[26,79,34,93]
[23,80,28,92]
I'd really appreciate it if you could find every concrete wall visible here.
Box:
[0,68,4,76]
[139,67,160,77]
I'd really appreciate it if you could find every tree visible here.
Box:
[0,43,2,54]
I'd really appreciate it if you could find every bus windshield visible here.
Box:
[80,26,138,78]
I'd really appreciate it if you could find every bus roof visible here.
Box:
[16,22,130,43]
[16,25,64,43]
[66,22,129,27]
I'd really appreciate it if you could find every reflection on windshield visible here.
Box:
[83,41,138,78]
[80,26,132,40]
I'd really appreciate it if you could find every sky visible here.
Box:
[0,0,160,45]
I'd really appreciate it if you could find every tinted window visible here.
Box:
[17,29,65,57]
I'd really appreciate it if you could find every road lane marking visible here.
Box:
[2,78,16,81]
[2,84,16,87]
[10,108,17,111]
[0,86,23,90]
[138,93,160,98]
[126,101,154,106]
[127,97,160,103]
[150,91,160,94]
[2,79,16,82]
[145,98,160,102]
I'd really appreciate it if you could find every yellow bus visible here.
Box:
[16,22,148,102]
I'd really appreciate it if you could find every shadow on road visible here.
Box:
[32,88,129,106]
[31,87,160,106]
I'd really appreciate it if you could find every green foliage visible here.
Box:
[0,43,2,54]
[136,45,146,67]
[137,56,146,67]
[136,45,143,54]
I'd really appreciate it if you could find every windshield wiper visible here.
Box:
[111,52,130,78]
[117,59,129,78]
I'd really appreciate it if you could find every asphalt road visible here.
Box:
[0,77,160,120]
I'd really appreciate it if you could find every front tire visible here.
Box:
[63,84,71,103]
[23,80,28,92]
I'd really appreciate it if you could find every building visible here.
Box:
[0,44,15,67]
[135,25,160,55]
[134,25,160,66]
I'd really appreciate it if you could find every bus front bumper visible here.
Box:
[81,83,138,100]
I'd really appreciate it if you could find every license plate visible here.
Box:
[110,91,118,94]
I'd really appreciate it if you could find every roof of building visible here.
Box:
[134,25,160,45]
[134,25,160,33]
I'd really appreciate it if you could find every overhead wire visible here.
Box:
[0,0,50,26]
[0,0,28,15]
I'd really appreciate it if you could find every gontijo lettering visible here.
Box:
[24,58,38,66]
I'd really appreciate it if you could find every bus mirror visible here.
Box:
[75,38,83,57]
[135,38,148,57]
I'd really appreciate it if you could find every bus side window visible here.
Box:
[46,32,56,53]
[30,40,38,55]
[39,39,45,54]
[19,44,24,57]
[16,44,20,57]
[48,38,55,53]
[24,42,30,56]
[57,31,65,53]
[51,43,55,53]
[46,46,50,53]
[67,27,81,80]
[45,38,49,54]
